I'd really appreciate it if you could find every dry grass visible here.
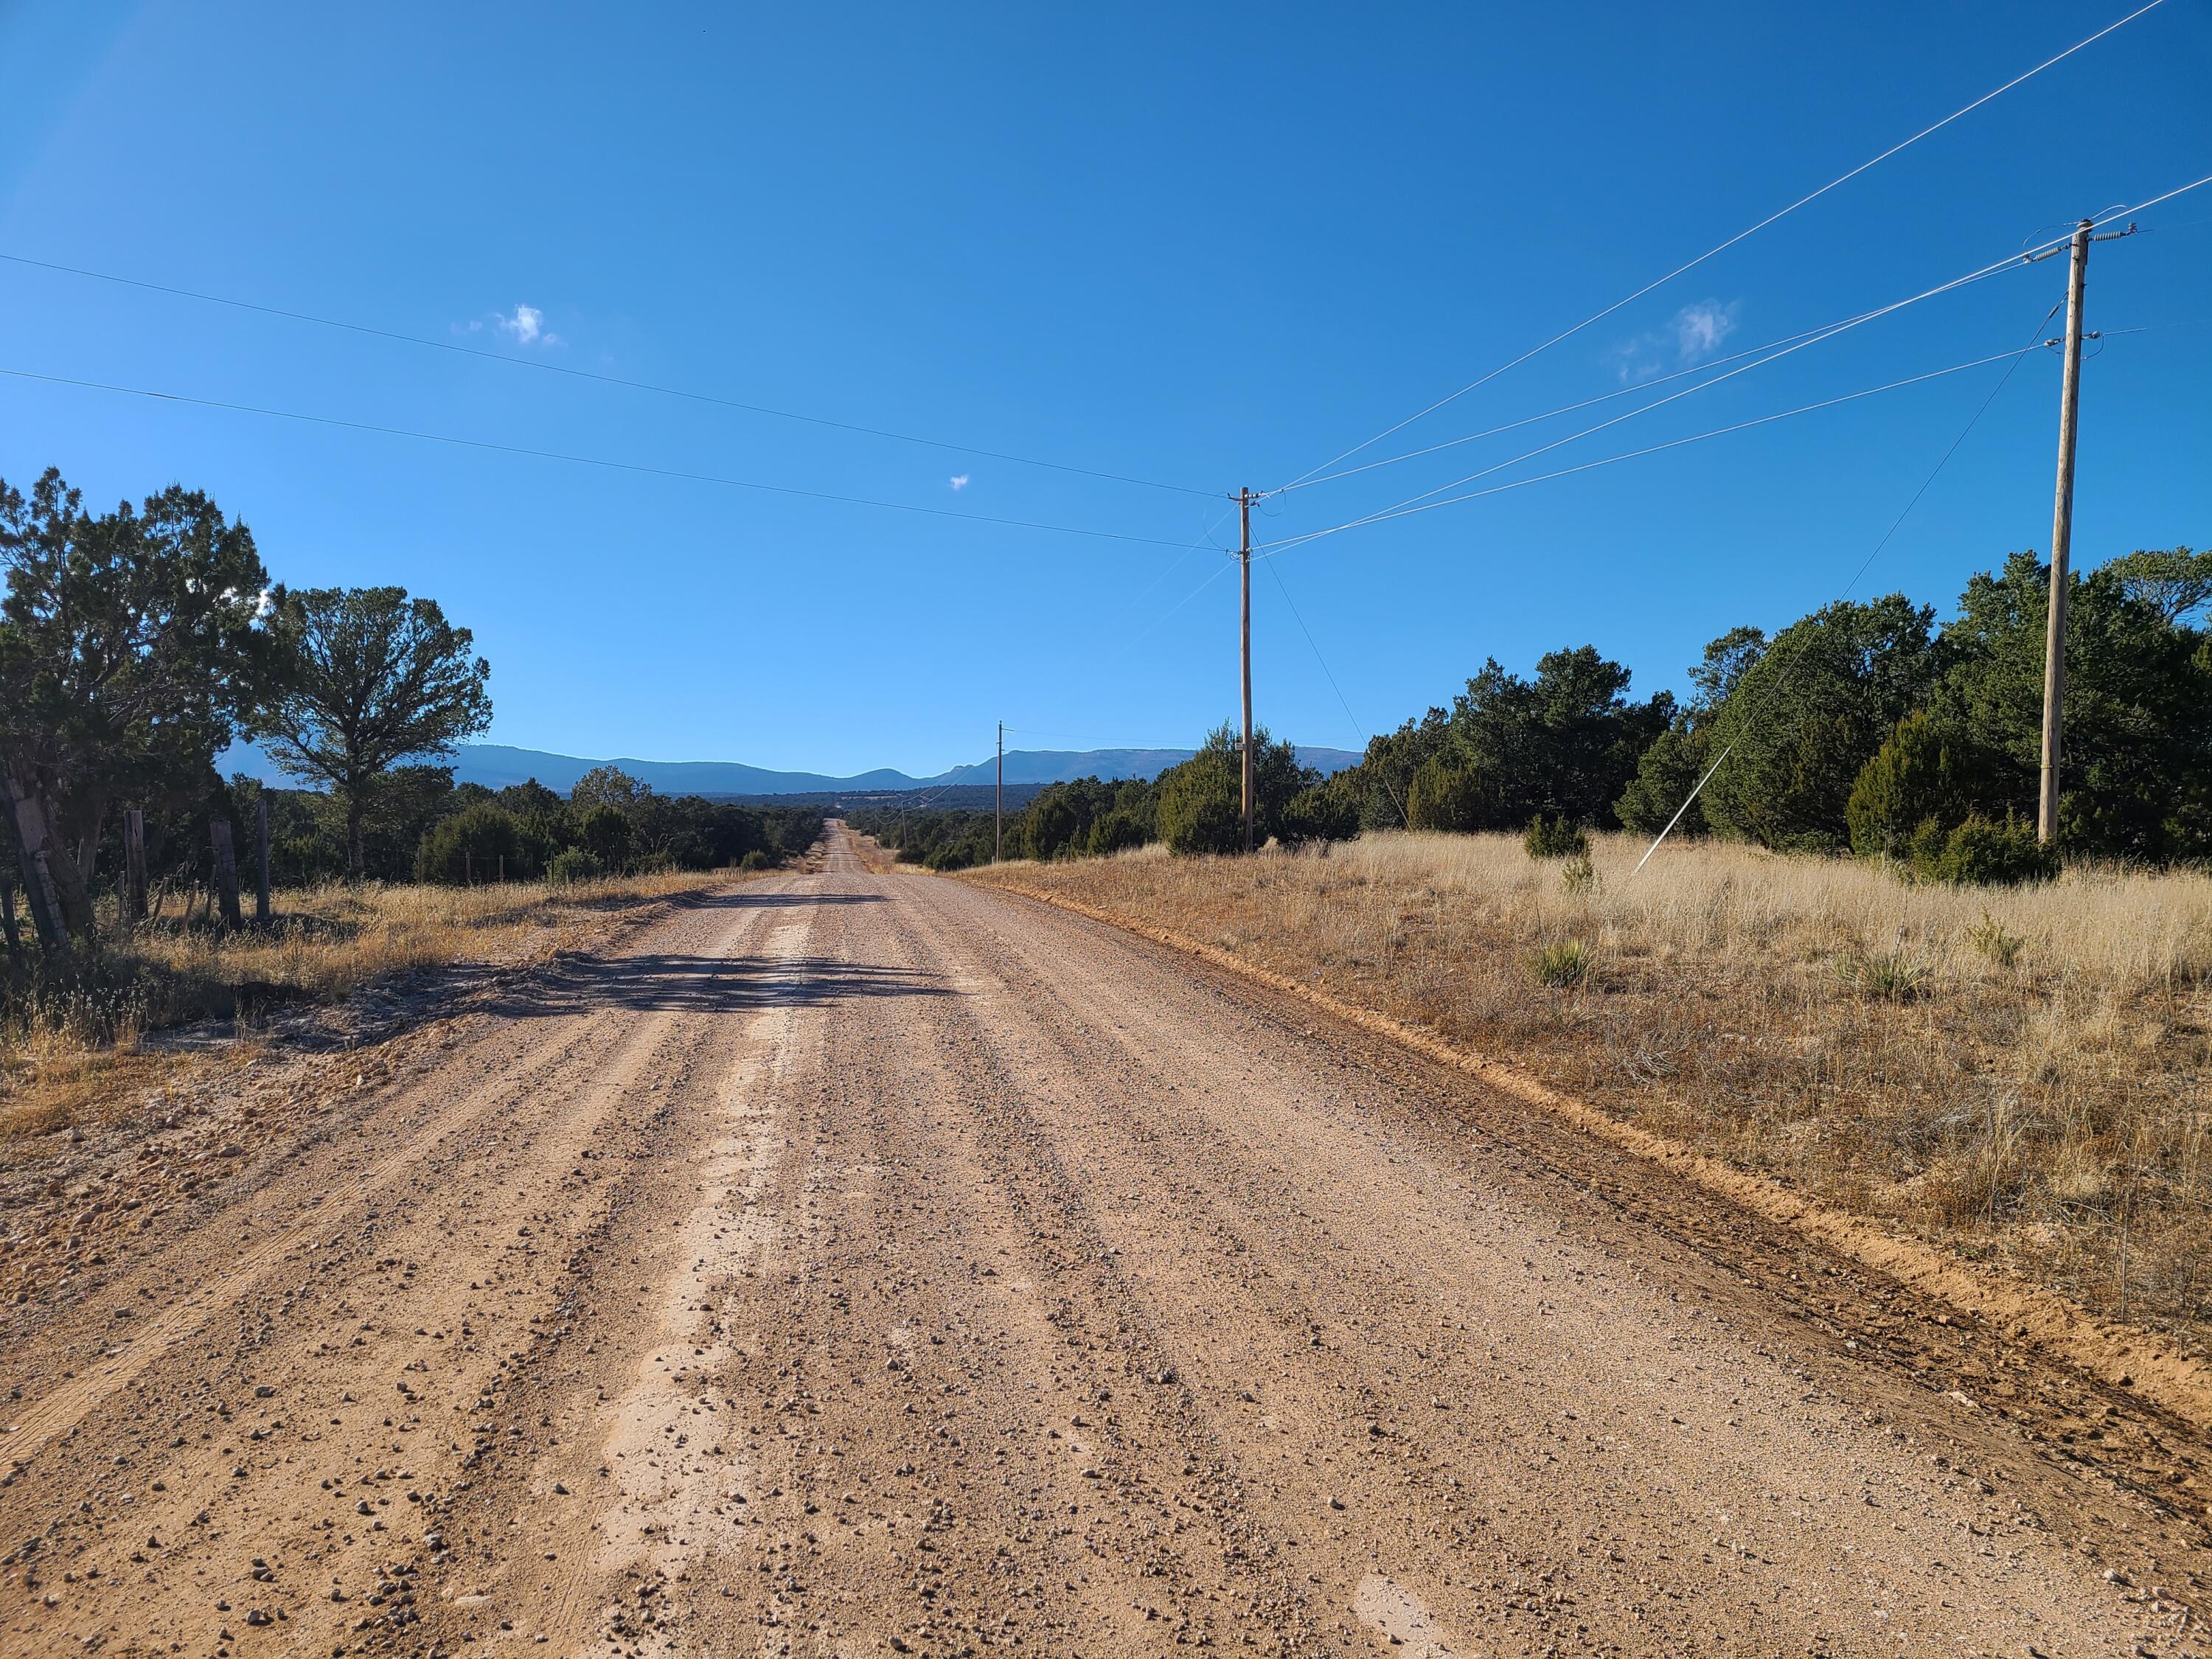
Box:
[972,833,2212,1352]
[0,870,720,1144]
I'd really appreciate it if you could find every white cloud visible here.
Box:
[948,473,970,491]
[494,304,560,347]
[1610,299,1742,383]
[1672,299,1739,361]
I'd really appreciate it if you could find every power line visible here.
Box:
[1264,557,1408,826]
[0,364,1205,551]
[1270,0,2168,493]
[1258,234,2055,558]
[1277,313,1882,496]
[1632,297,2062,872]
[0,250,1215,499]
[1256,342,2057,560]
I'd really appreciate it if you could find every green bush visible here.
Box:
[1917,813,2059,887]
[1523,814,1589,860]
[1846,711,1992,860]
[576,803,633,869]
[1281,782,1359,846]
[1615,726,1709,838]
[738,849,772,872]
[1155,723,1318,855]
[1087,807,1152,857]
[1158,784,1243,855]
[414,803,524,885]
[544,847,604,886]
[1405,757,1491,832]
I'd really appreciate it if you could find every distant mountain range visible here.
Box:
[226,741,1365,798]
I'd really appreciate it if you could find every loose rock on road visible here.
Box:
[4,821,2208,1657]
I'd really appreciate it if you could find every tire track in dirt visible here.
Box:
[0,881,800,1658]
[13,832,2212,1658]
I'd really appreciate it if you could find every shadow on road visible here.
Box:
[699,889,887,909]
[490,950,945,1017]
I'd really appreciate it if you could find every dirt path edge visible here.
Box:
[973,872,2212,1433]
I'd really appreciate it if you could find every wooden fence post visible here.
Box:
[1,880,21,964]
[210,819,244,931]
[124,808,149,928]
[254,798,271,925]
[2,770,72,959]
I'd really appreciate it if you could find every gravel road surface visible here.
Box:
[4,823,2207,1658]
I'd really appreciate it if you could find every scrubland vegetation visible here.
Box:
[975,831,2212,1348]
[0,868,726,1146]
[0,465,820,1110]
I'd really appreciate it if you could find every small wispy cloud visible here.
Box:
[493,303,560,347]
[1672,299,1739,360]
[948,473,970,491]
[1610,299,1742,383]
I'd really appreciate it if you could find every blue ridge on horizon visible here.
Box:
[223,740,1364,797]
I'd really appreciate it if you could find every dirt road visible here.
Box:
[5,823,2208,1658]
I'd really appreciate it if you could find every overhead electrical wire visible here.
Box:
[1256,231,2061,558]
[1257,172,2212,561]
[1632,296,2065,873]
[0,364,1204,551]
[1270,0,2171,493]
[0,250,1215,498]
[1253,343,2059,561]
[1277,313,1887,495]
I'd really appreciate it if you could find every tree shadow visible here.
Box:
[488,950,947,1017]
[694,889,887,909]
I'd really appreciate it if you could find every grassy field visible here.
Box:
[0,870,722,1146]
[971,833,2212,1352]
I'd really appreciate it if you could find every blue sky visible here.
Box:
[2,1,2206,776]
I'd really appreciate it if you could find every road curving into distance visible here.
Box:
[3,820,2206,1657]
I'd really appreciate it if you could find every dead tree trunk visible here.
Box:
[210,819,244,931]
[1,880,22,966]
[1,768,74,959]
[124,808,149,930]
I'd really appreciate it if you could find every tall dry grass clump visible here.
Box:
[973,833,2212,1350]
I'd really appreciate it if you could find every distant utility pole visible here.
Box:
[1237,486,1259,852]
[995,720,1004,863]
[2028,216,2132,845]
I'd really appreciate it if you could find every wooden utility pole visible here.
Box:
[995,721,1004,864]
[1237,487,1258,852]
[2030,216,2132,844]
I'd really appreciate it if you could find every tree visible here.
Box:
[1615,625,1767,838]
[255,587,493,877]
[1701,595,1938,850]
[1155,723,1315,855]
[1405,756,1494,832]
[416,802,523,884]
[1440,647,1674,830]
[1844,711,1997,860]
[570,765,649,813]
[1614,726,1710,837]
[2103,546,2212,627]
[1937,551,2212,860]
[0,467,268,947]
[1330,707,1451,831]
